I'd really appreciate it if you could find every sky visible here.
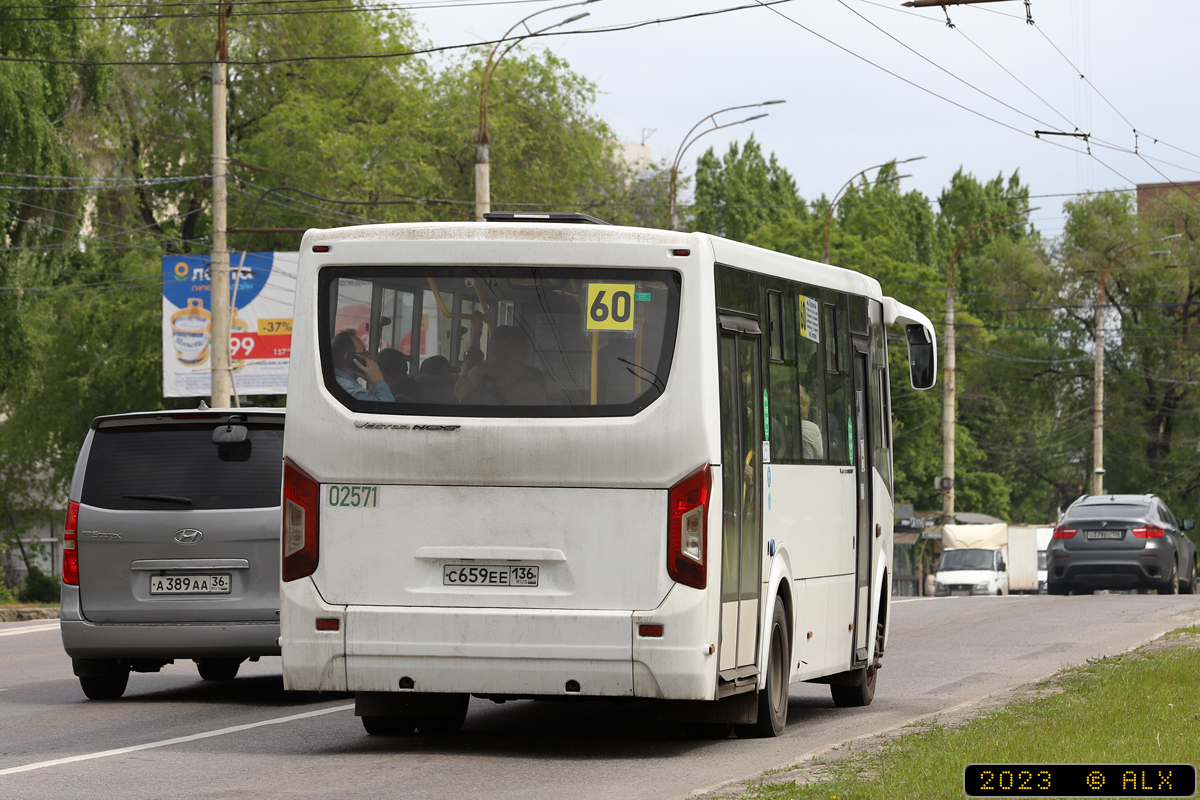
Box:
[409,0,1200,239]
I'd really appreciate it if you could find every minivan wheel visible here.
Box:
[79,670,129,700]
[196,658,241,681]
[1047,581,1068,596]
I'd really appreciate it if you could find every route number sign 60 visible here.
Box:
[586,283,636,331]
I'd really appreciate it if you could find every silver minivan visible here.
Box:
[60,408,285,699]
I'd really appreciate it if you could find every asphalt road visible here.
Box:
[3,593,1199,800]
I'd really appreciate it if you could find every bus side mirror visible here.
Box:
[905,324,936,390]
[1184,519,1195,531]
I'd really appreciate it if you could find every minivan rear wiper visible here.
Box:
[122,494,194,506]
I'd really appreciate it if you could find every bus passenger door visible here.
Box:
[717,320,764,681]
[851,344,873,662]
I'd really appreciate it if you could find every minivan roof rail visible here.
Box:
[483,211,611,225]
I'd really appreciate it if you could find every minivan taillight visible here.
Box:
[63,500,79,586]
[1052,525,1076,539]
[1132,525,1164,539]
[282,459,320,581]
[667,465,710,590]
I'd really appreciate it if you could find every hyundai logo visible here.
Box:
[174,529,203,545]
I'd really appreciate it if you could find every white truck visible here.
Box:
[1007,525,1054,593]
[934,523,1009,596]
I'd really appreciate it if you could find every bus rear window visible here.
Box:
[319,266,680,417]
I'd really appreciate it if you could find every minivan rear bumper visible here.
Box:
[60,619,280,659]
[61,585,279,659]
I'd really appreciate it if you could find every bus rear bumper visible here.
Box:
[282,580,718,700]
[345,606,635,696]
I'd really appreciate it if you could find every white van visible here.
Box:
[279,215,936,737]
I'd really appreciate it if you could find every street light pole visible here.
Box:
[941,207,1037,521]
[667,100,786,231]
[820,156,925,264]
[474,1,596,221]
[1090,234,1180,495]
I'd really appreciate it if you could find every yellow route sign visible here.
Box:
[585,283,636,331]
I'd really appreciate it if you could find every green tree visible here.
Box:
[1,4,646,524]
[691,136,806,241]
[1059,189,1200,525]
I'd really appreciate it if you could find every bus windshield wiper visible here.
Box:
[619,358,665,393]
[122,494,194,506]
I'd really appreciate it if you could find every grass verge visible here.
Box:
[723,628,1200,800]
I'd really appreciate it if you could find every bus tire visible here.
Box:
[362,716,416,736]
[415,693,470,735]
[685,723,732,740]
[830,620,880,708]
[735,597,789,738]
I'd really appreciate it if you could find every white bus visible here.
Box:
[280,212,936,738]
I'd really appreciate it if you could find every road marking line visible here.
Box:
[0,623,59,637]
[0,703,355,776]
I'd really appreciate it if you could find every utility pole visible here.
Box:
[210,0,231,408]
[1090,235,1179,496]
[474,1,595,221]
[941,208,1037,521]
[941,280,956,520]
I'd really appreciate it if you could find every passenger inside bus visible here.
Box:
[454,325,557,405]
[331,329,395,403]
[376,348,421,403]
[797,384,824,460]
[416,355,459,404]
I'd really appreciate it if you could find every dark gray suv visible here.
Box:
[1046,494,1198,595]
[60,408,285,699]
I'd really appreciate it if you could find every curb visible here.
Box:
[684,614,1200,799]
[0,606,60,623]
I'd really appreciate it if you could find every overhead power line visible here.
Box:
[0,1,794,65]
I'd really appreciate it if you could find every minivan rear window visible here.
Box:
[318,266,681,418]
[81,423,284,511]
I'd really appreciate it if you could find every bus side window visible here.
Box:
[823,294,852,466]
[796,288,827,464]
[766,289,799,463]
[767,291,784,362]
[870,313,892,488]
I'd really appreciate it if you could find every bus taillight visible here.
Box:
[282,458,320,581]
[667,465,711,590]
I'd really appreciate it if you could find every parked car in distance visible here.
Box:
[60,408,285,699]
[1046,494,1198,596]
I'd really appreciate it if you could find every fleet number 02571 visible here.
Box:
[327,485,378,508]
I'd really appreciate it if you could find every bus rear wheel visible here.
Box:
[362,716,416,736]
[830,620,881,708]
[415,693,470,735]
[735,597,789,738]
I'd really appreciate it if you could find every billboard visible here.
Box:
[161,252,298,398]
